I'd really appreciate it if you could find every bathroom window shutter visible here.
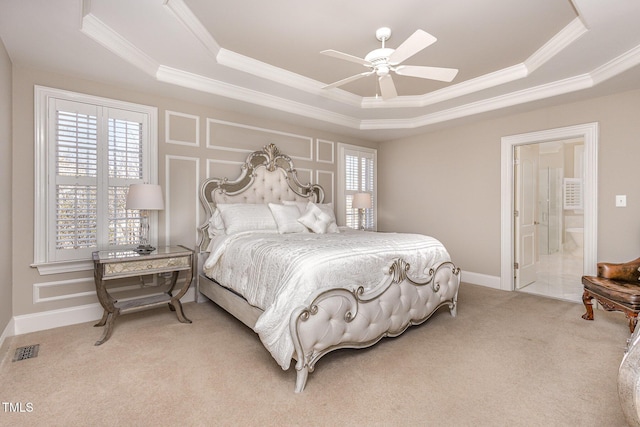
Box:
[563,178,583,210]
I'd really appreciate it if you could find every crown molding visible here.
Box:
[80,2,640,133]
[524,17,588,72]
[591,42,640,84]
[216,48,363,108]
[156,65,361,129]
[163,0,220,57]
[361,64,530,109]
[81,13,158,77]
[360,74,594,130]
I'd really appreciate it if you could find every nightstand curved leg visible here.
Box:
[95,310,118,346]
[171,299,192,324]
[94,309,109,327]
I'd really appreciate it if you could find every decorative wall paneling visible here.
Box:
[165,110,200,146]
[206,118,313,161]
[165,114,338,252]
[165,155,200,247]
[316,170,335,203]
[316,139,335,164]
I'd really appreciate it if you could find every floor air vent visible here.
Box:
[13,344,39,362]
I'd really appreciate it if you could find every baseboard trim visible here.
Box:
[13,302,104,336]
[9,287,197,337]
[461,270,502,289]
[0,317,15,349]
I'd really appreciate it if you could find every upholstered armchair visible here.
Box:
[582,257,640,333]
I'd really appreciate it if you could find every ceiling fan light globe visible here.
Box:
[376,66,390,76]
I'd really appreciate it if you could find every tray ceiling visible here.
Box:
[1,0,640,141]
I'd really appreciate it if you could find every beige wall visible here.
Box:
[0,38,12,335]
[378,89,640,277]
[9,61,640,325]
[11,65,376,317]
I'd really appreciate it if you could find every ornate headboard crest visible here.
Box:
[198,144,325,250]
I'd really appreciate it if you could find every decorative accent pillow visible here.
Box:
[309,202,339,233]
[268,203,308,234]
[216,203,278,235]
[297,203,333,234]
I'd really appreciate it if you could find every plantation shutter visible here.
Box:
[344,148,376,230]
[107,110,145,247]
[48,99,148,261]
[51,100,99,261]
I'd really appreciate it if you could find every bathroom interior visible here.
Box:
[519,138,584,302]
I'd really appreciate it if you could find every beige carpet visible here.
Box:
[0,283,631,426]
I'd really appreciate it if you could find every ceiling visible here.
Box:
[1,0,640,142]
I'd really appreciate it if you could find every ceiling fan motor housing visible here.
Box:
[365,47,394,75]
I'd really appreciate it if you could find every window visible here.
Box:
[34,86,157,273]
[337,144,377,230]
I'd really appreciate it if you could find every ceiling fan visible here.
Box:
[321,27,458,100]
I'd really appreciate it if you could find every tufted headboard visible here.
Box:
[197,144,325,252]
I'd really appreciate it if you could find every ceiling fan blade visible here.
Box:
[323,71,374,89]
[388,29,437,65]
[378,74,397,100]
[320,49,372,66]
[395,65,459,82]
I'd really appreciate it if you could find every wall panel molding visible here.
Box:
[316,170,335,203]
[33,277,95,304]
[206,118,313,161]
[165,110,200,146]
[316,139,335,164]
[165,155,200,247]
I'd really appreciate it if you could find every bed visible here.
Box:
[196,143,461,392]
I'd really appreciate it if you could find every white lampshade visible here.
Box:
[125,184,165,210]
[352,192,372,209]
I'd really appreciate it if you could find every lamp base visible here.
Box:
[134,245,156,255]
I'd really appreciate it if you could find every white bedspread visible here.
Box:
[203,229,451,370]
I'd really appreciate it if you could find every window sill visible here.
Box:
[31,259,93,275]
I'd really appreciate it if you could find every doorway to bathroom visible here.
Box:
[514,139,584,302]
[500,122,598,303]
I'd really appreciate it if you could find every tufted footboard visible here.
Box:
[289,258,461,392]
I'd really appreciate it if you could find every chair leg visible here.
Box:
[627,314,638,334]
[582,289,594,321]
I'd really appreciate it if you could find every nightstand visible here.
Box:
[92,245,194,345]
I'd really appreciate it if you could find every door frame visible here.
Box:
[500,122,598,291]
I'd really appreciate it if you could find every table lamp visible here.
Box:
[352,192,372,230]
[125,183,164,254]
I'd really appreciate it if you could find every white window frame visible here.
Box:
[33,86,158,274]
[337,143,377,230]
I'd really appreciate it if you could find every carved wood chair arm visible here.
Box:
[597,257,640,282]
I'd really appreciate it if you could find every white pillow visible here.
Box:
[308,202,339,233]
[298,203,333,234]
[282,200,308,214]
[207,208,226,238]
[216,204,278,235]
[268,203,308,234]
